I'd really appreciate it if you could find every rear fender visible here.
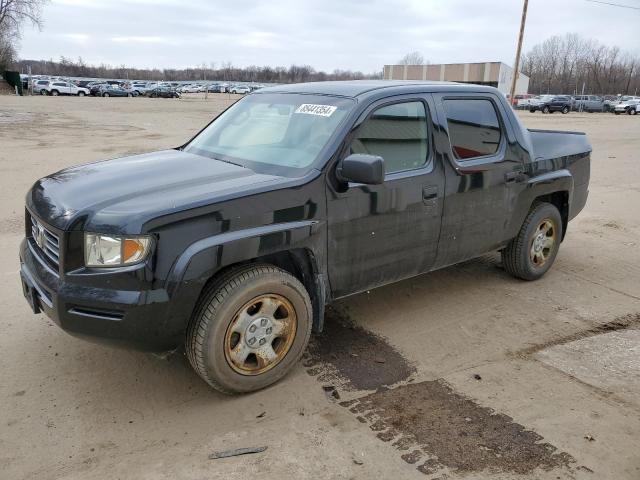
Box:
[508,169,573,240]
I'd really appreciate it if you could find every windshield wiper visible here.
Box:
[208,154,244,168]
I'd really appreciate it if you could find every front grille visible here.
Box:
[30,215,61,269]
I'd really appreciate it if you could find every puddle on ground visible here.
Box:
[304,305,415,391]
[341,380,574,476]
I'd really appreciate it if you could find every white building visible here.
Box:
[383,62,529,95]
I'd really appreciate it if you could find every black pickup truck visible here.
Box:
[20,81,591,393]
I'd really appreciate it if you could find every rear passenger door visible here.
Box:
[432,93,526,268]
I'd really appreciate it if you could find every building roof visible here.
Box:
[258,80,499,99]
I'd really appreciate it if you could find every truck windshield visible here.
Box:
[184,93,355,177]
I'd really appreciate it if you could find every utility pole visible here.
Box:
[509,0,529,106]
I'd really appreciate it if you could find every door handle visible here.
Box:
[422,186,438,206]
[504,171,526,183]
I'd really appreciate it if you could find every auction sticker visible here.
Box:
[295,104,337,117]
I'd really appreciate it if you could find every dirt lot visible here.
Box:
[1,94,639,480]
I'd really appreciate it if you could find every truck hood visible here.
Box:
[26,149,284,233]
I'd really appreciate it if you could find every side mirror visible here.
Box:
[337,154,385,185]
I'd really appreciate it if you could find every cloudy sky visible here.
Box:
[18,0,640,73]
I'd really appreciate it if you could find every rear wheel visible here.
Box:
[542,106,550,114]
[502,202,562,281]
[628,108,636,115]
[40,89,48,95]
[78,91,85,97]
[51,90,59,96]
[561,106,569,114]
[186,264,312,394]
[103,92,110,97]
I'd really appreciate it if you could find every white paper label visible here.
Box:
[295,104,337,117]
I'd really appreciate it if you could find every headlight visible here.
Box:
[85,233,152,267]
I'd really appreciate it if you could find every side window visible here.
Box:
[350,101,428,174]
[443,99,502,160]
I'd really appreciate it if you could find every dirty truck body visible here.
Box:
[20,81,591,393]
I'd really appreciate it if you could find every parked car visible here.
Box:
[513,94,534,108]
[613,98,640,115]
[129,82,151,95]
[98,85,133,97]
[572,95,604,112]
[147,86,180,98]
[229,85,251,94]
[44,81,90,97]
[515,94,535,109]
[182,84,202,93]
[603,95,621,112]
[34,79,51,95]
[89,83,110,96]
[19,81,591,394]
[529,95,572,114]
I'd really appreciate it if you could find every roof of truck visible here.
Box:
[258,80,500,99]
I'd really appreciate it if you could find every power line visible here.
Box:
[586,0,640,10]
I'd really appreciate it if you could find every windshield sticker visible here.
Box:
[295,104,337,117]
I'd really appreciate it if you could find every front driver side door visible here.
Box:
[326,96,445,298]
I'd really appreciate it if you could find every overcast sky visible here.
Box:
[18,0,640,72]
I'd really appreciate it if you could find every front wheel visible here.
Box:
[78,91,85,96]
[542,106,550,114]
[502,202,563,281]
[562,106,569,114]
[186,264,312,394]
[628,108,636,115]
[103,93,110,97]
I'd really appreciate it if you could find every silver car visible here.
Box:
[572,95,604,112]
[613,98,640,115]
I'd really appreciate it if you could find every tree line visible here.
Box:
[13,57,382,83]
[521,33,639,95]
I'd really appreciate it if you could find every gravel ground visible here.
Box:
[1,93,639,480]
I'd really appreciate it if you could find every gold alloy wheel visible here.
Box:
[530,218,557,267]
[224,294,297,375]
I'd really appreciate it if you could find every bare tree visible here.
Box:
[0,0,48,68]
[397,51,425,65]
[521,33,640,95]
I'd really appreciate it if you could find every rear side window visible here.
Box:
[443,99,502,160]
[350,101,428,174]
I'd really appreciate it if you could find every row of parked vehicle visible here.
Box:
[29,78,181,98]
[26,76,262,98]
[515,94,640,115]
[174,83,261,94]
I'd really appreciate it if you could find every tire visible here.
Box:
[502,202,563,281]
[51,90,59,96]
[127,93,132,97]
[614,111,620,115]
[40,89,48,95]
[562,106,569,114]
[186,264,313,394]
[78,91,85,97]
[103,93,109,97]
[542,106,550,114]
[529,109,536,113]
[628,108,636,115]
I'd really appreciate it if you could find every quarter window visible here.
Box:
[443,99,502,160]
[350,101,428,174]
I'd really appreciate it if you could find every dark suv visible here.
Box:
[530,95,572,114]
[20,81,591,394]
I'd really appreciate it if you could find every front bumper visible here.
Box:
[19,238,181,352]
